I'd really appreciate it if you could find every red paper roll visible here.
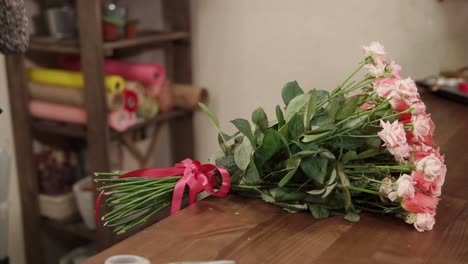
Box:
[59,56,166,87]
[123,89,139,113]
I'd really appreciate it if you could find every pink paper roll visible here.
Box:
[59,56,166,87]
[30,100,86,124]
[29,100,131,131]
[108,110,131,132]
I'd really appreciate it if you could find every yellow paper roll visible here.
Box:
[29,82,124,111]
[27,68,125,94]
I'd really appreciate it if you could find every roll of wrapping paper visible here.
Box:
[126,81,159,119]
[123,89,139,113]
[156,81,175,112]
[108,110,132,132]
[27,68,125,94]
[29,100,131,132]
[172,83,209,110]
[59,56,166,87]
[28,82,124,111]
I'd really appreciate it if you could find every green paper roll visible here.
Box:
[27,68,125,94]
[29,82,124,111]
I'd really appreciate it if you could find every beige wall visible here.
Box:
[191,0,468,162]
[0,55,25,264]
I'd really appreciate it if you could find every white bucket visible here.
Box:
[73,176,96,230]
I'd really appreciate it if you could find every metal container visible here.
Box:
[45,7,76,38]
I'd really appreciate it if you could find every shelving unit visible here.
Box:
[5,1,193,263]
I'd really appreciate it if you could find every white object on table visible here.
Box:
[105,255,151,264]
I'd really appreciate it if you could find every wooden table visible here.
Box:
[84,93,468,264]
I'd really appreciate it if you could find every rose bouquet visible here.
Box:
[95,42,446,234]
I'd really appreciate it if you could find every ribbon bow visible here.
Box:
[95,159,230,222]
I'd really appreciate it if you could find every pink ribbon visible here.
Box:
[95,159,230,223]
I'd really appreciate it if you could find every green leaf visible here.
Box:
[316,90,329,102]
[336,95,361,120]
[327,95,344,120]
[220,131,240,141]
[365,137,382,149]
[322,182,338,198]
[319,149,335,160]
[285,93,311,122]
[356,148,383,160]
[307,188,326,195]
[278,157,301,187]
[342,116,366,129]
[292,150,319,158]
[293,142,319,151]
[255,130,265,146]
[233,136,253,171]
[254,130,284,168]
[300,157,328,185]
[342,150,357,164]
[215,156,238,176]
[244,159,262,184]
[302,130,333,143]
[288,112,305,139]
[217,133,231,155]
[309,204,330,219]
[306,89,318,129]
[327,168,337,185]
[337,163,350,188]
[252,107,269,131]
[311,113,332,128]
[275,202,308,212]
[278,167,298,187]
[199,102,220,129]
[281,81,304,105]
[286,157,301,168]
[231,118,255,147]
[344,212,360,222]
[276,105,286,128]
[273,187,308,202]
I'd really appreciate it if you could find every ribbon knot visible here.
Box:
[108,159,230,215]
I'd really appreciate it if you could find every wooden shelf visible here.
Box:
[31,109,192,138]
[28,31,189,54]
[42,218,95,241]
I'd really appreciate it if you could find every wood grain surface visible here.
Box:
[84,93,468,264]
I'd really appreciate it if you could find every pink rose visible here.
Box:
[362,42,387,61]
[411,114,435,143]
[415,153,447,182]
[410,100,426,115]
[406,213,436,232]
[388,144,410,162]
[379,177,394,195]
[365,61,386,77]
[363,42,388,77]
[387,60,402,78]
[395,78,420,104]
[410,142,433,153]
[412,171,442,196]
[388,174,415,201]
[373,77,398,98]
[402,192,439,214]
[390,98,410,112]
[378,120,407,147]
